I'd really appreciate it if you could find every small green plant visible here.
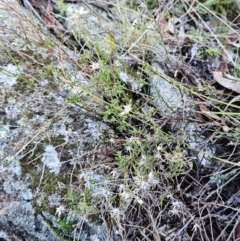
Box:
[54,0,67,15]
[145,0,159,9]
[56,219,72,232]
[40,63,55,78]
[210,173,226,188]
[189,29,208,43]
[66,186,98,214]
[115,150,128,168]
[66,94,82,105]
[203,0,232,13]
[56,217,74,237]
[197,48,221,58]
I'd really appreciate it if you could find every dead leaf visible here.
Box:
[234,222,240,240]
[225,73,240,82]
[195,104,205,122]
[226,32,240,48]
[163,31,175,44]
[165,17,181,34]
[226,32,240,40]
[217,61,228,72]
[199,104,223,122]
[213,71,240,94]
[224,95,240,111]
[216,52,229,72]
[27,0,48,12]
[45,0,54,27]
[222,52,230,63]
[158,17,168,31]
[165,18,175,34]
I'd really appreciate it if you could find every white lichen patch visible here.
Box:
[0,125,10,139]
[84,119,106,141]
[0,64,20,86]
[41,145,61,175]
[5,97,24,120]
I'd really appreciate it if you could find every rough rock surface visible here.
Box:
[0,0,117,240]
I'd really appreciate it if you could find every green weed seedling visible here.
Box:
[56,217,74,238]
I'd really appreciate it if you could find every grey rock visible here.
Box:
[7,161,22,177]
[3,179,32,201]
[7,201,35,229]
[0,231,11,241]
[150,64,183,114]
[0,216,8,230]
[21,188,33,201]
